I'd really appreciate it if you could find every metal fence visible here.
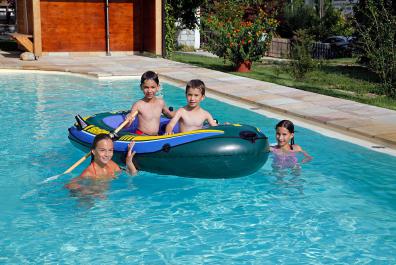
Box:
[311,42,334,59]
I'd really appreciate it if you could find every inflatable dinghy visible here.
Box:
[68,111,269,178]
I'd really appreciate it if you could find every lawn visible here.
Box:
[170,52,396,110]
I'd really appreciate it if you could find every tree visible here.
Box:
[277,1,353,40]
[277,4,319,39]
[354,0,396,97]
[164,0,203,58]
[168,0,204,29]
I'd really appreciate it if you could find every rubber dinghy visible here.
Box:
[68,111,270,178]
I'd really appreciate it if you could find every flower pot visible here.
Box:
[235,60,252,72]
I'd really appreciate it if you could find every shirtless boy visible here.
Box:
[127,71,173,135]
[165,79,217,134]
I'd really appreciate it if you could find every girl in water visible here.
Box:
[270,120,312,172]
[65,133,137,197]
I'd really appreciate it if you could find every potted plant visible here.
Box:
[202,1,278,72]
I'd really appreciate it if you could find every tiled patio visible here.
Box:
[1,51,396,150]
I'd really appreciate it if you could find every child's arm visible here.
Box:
[162,103,175,118]
[205,111,218,127]
[301,150,312,163]
[165,108,183,135]
[294,144,312,163]
[126,102,139,126]
[65,168,92,190]
[126,141,138,175]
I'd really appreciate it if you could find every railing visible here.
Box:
[311,42,335,59]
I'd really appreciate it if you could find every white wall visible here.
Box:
[176,28,200,49]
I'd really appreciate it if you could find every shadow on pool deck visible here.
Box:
[1,53,396,151]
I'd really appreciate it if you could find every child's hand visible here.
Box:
[164,130,174,135]
[127,141,136,160]
[164,126,174,135]
[126,141,138,175]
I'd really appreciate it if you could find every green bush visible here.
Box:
[289,30,316,80]
[354,0,396,97]
[165,3,176,58]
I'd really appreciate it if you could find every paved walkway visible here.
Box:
[1,51,396,150]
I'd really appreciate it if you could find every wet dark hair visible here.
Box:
[275,120,295,149]
[90,133,112,162]
[186,79,206,95]
[140,71,159,86]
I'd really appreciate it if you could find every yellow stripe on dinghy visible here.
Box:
[83,125,110,135]
[119,129,225,142]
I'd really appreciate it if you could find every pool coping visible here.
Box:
[1,54,396,155]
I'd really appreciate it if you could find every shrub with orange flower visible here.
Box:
[202,2,278,71]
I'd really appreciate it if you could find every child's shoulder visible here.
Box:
[80,166,94,178]
[175,106,188,115]
[155,97,166,105]
[132,99,145,107]
[292,144,303,152]
[270,145,279,152]
[203,108,212,114]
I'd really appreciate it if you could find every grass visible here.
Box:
[170,52,396,110]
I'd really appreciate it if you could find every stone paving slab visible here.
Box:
[1,52,396,150]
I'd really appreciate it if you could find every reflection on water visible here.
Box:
[269,152,306,195]
[66,178,112,208]
[272,172,306,196]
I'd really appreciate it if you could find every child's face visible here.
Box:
[92,138,114,165]
[141,79,159,100]
[186,87,204,108]
[276,127,294,147]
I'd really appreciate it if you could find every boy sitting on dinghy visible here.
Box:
[165,79,217,134]
[126,71,174,135]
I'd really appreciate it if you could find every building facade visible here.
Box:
[14,0,163,57]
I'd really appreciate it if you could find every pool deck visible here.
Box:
[1,52,396,151]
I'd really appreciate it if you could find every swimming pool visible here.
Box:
[1,72,395,264]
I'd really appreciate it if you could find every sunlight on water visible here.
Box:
[0,73,395,264]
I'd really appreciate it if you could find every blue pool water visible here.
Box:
[1,72,395,264]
